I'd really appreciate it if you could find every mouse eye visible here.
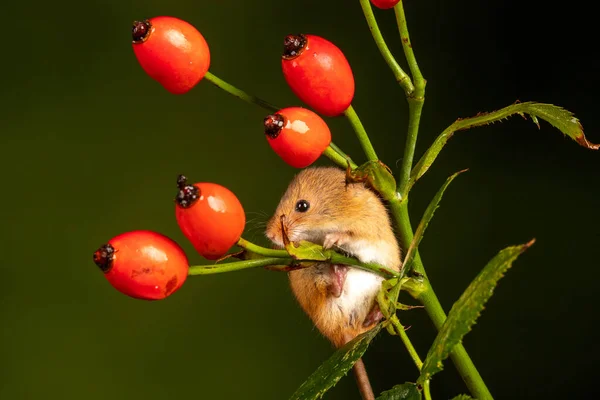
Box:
[295,200,310,212]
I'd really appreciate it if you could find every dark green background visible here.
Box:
[1,0,598,399]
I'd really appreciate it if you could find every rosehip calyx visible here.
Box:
[282,34,308,59]
[176,174,199,208]
[93,243,115,273]
[132,20,152,43]
[264,114,285,139]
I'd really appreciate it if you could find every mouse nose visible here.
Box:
[265,214,286,245]
[265,230,276,241]
[265,228,285,248]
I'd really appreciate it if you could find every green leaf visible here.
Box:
[409,101,598,191]
[418,240,535,383]
[285,240,329,262]
[289,324,382,400]
[400,276,426,299]
[523,103,593,147]
[347,160,398,202]
[377,383,422,400]
[450,395,474,400]
[401,169,467,276]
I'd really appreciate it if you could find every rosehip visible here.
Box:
[175,175,245,260]
[93,230,188,300]
[370,0,400,9]
[132,16,210,94]
[264,107,331,168]
[281,34,355,117]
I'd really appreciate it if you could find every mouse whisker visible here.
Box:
[246,210,269,217]
[246,218,268,230]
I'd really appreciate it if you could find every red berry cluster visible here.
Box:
[130,17,354,168]
[93,174,245,300]
[94,15,358,300]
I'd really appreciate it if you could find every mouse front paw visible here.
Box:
[323,232,352,250]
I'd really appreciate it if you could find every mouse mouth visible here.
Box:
[270,213,311,248]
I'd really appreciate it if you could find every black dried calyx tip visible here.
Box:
[132,19,152,43]
[93,244,115,273]
[264,114,285,139]
[176,174,200,208]
[282,34,307,59]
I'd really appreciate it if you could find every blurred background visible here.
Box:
[1,0,598,399]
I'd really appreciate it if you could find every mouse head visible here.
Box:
[265,167,361,247]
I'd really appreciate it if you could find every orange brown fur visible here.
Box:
[266,167,401,347]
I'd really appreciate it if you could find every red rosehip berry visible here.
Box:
[264,107,331,168]
[132,16,210,94]
[370,0,400,9]
[93,230,188,300]
[281,34,355,117]
[175,175,245,260]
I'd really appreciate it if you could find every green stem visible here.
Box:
[397,99,424,196]
[323,145,358,170]
[390,317,431,400]
[344,105,378,161]
[358,0,415,94]
[359,2,488,396]
[329,142,359,169]
[423,381,432,400]
[393,3,424,91]
[204,71,279,113]
[204,71,361,171]
[237,237,288,258]
[394,2,426,196]
[188,257,291,275]
[329,252,398,279]
[390,199,492,399]
[391,317,422,370]
[237,238,398,279]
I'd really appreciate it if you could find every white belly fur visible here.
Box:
[333,268,383,318]
[330,239,391,321]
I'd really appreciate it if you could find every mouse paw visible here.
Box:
[323,232,352,250]
[327,264,348,298]
[363,304,384,328]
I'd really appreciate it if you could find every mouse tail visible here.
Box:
[353,358,375,400]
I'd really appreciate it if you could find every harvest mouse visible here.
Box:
[265,167,401,399]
